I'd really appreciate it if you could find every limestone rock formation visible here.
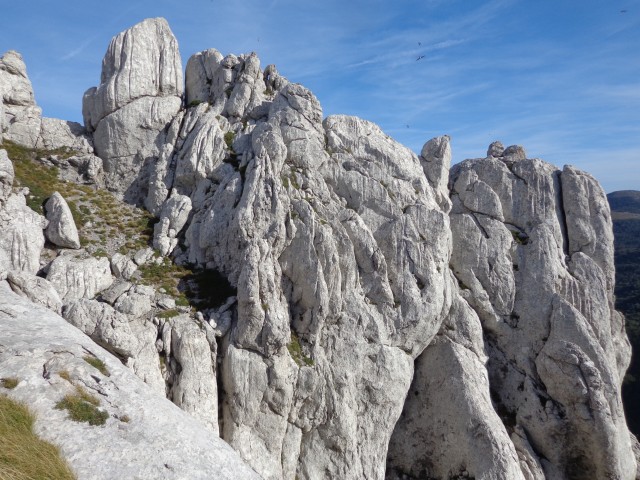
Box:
[0,283,260,480]
[44,192,81,249]
[46,252,113,302]
[445,150,635,479]
[0,189,47,274]
[36,117,94,154]
[82,17,183,202]
[0,148,14,202]
[0,50,42,147]
[6,270,63,314]
[0,17,635,480]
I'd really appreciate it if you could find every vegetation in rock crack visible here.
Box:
[54,386,108,426]
[287,333,314,367]
[0,395,76,479]
[82,356,109,376]
[157,308,180,319]
[1,378,19,389]
[224,131,235,151]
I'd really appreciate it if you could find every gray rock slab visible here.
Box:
[0,282,260,480]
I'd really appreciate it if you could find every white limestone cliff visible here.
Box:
[0,16,636,480]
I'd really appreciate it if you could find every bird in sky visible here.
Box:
[416,55,425,61]
[621,9,628,13]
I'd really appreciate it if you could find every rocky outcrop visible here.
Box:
[46,252,113,302]
[445,148,635,479]
[0,189,47,274]
[0,283,260,480]
[36,117,93,154]
[6,270,63,313]
[0,50,42,147]
[82,18,183,203]
[44,192,81,249]
[1,52,92,153]
[0,148,14,202]
[0,17,635,480]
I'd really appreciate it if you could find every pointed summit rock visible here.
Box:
[83,18,183,203]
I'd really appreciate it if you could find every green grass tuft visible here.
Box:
[55,387,108,426]
[82,356,109,376]
[157,309,180,319]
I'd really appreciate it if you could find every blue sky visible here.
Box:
[2,0,639,192]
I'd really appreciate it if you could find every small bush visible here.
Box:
[55,387,108,426]
[82,356,109,376]
[287,333,314,367]
[0,395,76,479]
[1,378,19,389]
[224,131,235,151]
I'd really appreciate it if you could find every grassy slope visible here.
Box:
[0,393,76,480]
[608,190,640,436]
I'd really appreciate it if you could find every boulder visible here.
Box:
[44,192,81,249]
[0,148,14,203]
[6,270,63,314]
[46,252,113,302]
[0,192,47,274]
[113,286,153,317]
[110,252,137,280]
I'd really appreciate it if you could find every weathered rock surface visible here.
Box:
[446,150,635,479]
[0,283,261,480]
[62,297,165,394]
[0,50,42,147]
[7,270,63,313]
[44,192,81,249]
[82,18,183,202]
[0,191,47,274]
[0,18,635,480]
[164,315,218,433]
[46,252,113,302]
[0,148,14,203]
[36,117,94,154]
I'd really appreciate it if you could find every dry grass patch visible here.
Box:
[0,395,76,479]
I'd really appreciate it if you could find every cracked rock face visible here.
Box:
[82,18,183,203]
[447,152,635,479]
[0,50,42,147]
[0,17,636,480]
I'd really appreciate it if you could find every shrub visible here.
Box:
[0,395,76,479]
[287,333,314,367]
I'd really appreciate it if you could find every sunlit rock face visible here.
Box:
[0,16,635,480]
[82,17,183,203]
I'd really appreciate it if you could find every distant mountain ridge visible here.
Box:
[608,190,640,436]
